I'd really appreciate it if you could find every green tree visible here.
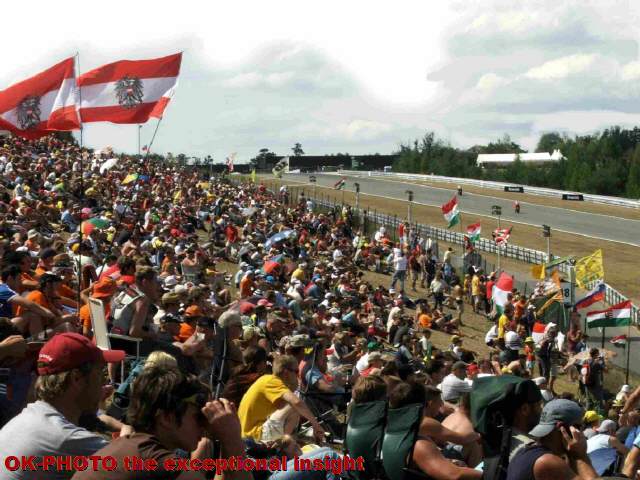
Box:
[627,145,640,198]
[292,143,304,156]
[536,132,564,152]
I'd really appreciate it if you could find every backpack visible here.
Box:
[470,375,542,480]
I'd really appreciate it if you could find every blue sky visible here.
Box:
[2,0,640,162]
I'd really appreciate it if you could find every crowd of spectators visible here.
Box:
[0,133,638,480]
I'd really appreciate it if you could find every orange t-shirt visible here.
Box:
[239,276,254,298]
[19,272,38,293]
[16,290,52,316]
[418,313,433,328]
[178,322,195,342]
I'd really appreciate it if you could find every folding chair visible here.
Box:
[344,400,387,480]
[88,298,142,380]
[381,403,429,480]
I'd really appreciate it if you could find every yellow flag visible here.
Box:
[251,169,256,183]
[173,190,182,202]
[531,264,545,280]
[574,249,604,288]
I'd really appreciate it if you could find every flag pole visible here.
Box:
[626,320,631,384]
[75,51,84,309]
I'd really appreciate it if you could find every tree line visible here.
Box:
[392,128,640,198]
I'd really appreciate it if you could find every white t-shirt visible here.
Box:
[587,433,613,454]
[440,373,472,402]
[356,353,370,373]
[0,401,108,479]
[393,256,407,272]
[485,325,498,344]
[387,306,402,331]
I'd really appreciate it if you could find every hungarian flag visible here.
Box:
[0,57,80,139]
[78,53,181,124]
[492,272,513,314]
[493,227,512,245]
[575,282,606,311]
[587,300,633,328]
[441,195,460,228]
[610,334,627,347]
[466,223,481,243]
[334,178,346,190]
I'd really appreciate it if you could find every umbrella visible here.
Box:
[122,173,139,185]
[263,261,281,275]
[264,230,296,250]
[81,218,110,235]
[99,158,118,174]
[566,348,617,367]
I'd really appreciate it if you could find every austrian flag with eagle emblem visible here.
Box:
[115,76,144,109]
[0,57,80,139]
[78,52,181,124]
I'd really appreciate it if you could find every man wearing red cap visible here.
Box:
[0,333,125,480]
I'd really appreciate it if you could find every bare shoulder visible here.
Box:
[533,453,576,480]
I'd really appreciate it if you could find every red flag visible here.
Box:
[0,58,80,139]
[78,53,181,124]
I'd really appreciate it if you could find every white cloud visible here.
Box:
[222,72,262,89]
[475,73,510,90]
[524,54,597,80]
[622,61,640,81]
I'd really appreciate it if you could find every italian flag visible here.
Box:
[441,195,460,228]
[492,272,513,314]
[466,223,481,243]
[587,300,633,328]
[334,178,346,190]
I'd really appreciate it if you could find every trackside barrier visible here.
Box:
[331,170,640,209]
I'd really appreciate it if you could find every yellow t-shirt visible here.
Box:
[238,374,291,440]
[497,314,510,340]
[471,275,481,296]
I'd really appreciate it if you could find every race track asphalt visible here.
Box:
[282,173,640,247]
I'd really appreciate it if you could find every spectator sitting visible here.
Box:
[586,419,629,456]
[440,361,472,403]
[237,354,325,443]
[71,366,251,480]
[388,381,481,480]
[0,333,125,480]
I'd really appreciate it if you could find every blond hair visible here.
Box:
[144,351,178,370]
[272,354,297,376]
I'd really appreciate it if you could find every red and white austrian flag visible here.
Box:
[0,57,80,139]
[78,53,182,124]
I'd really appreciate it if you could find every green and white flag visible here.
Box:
[492,272,514,314]
[441,195,460,228]
[466,223,481,243]
[334,178,346,190]
[586,301,632,328]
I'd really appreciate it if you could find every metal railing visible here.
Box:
[332,170,640,208]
